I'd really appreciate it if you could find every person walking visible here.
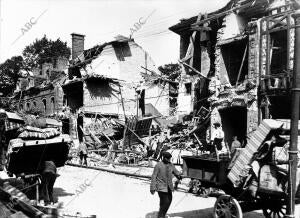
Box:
[78,140,88,166]
[150,151,182,218]
[40,160,57,205]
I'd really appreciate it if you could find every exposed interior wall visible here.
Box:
[118,41,157,83]
[176,75,199,115]
[144,83,170,116]
[220,13,247,41]
[209,12,260,136]
[220,39,248,86]
[84,40,169,117]
[83,80,137,118]
[259,7,295,120]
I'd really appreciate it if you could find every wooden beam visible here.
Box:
[235,44,248,87]
[114,120,145,146]
[141,66,179,84]
[190,26,211,32]
[179,61,210,80]
[192,1,256,27]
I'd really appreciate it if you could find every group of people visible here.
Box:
[210,122,242,154]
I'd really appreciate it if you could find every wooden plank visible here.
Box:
[180,13,202,74]
[179,61,210,80]
[115,120,145,146]
[235,44,248,87]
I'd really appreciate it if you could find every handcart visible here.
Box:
[182,153,288,218]
[181,120,295,218]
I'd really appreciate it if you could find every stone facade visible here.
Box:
[13,58,68,116]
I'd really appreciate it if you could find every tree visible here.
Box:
[0,56,24,96]
[22,35,71,70]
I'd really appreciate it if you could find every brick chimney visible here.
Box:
[71,33,85,61]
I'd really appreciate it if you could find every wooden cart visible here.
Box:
[182,154,288,218]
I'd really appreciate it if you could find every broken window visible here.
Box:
[269,96,291,119]
[185,83,192,95]
[270,30,287,75]
[220,39,248,86]
[42,99,47,114]
[112,42,132,61]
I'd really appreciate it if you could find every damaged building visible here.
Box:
[64,34,169,142]
[170,0,299,146]
[12,57,68,116]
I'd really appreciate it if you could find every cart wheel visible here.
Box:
[213,194,242,218]
[262,201,286,218]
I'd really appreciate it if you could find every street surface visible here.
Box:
[54,165,277,218]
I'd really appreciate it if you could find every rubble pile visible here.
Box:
[67,113,209,169]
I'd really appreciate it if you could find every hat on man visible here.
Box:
[162,151,172,159]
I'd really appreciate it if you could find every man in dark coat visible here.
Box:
[40,160,57,205]
[150,151,182,218]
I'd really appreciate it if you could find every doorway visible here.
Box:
[219,106,247,147]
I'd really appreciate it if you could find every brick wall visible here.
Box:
[15,84,64,116]
[209,12,260,134]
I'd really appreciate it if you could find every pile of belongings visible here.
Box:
[227,119,300,197]
[6,119,72,175]
[18,126,60,139]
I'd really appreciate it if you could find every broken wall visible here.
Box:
[83,80,137,117]
[15,84,64,116]
[259,3,295,119]
[83,40,169,117]
[209,11,260,140]
[144,83,170,117]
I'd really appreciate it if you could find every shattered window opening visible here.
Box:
[220,38,248,86]
[270,30,287,75]
[42,99,47,114]
[185,83,192,95]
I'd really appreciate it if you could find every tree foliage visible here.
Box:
[22,35,71,70]
[158,63,181,81]
[0,56,24,96]
[0,36,70,97]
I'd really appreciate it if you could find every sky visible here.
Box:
[0,0,229,66]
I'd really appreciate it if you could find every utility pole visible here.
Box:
[0,0,2,62]
[286,9,300,218]
[119,85,128,150]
